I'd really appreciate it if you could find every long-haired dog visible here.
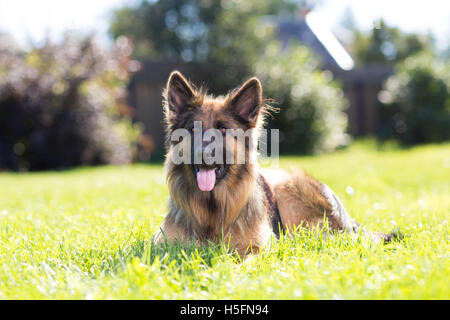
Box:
[155,71,394,257]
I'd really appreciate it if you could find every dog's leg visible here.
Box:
[320,183,358,232]
[320,183,393,243]
[154,220,188,244]
[267,169,397,243]
[268,169,346,232]
[154,206,191,244]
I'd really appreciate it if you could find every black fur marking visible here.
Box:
[205,192,218,215]
[258,174,284,238]
[232,113,253,129]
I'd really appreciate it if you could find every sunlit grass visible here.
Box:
[0,140,448,299]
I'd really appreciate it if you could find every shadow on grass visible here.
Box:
[101,232,238,277]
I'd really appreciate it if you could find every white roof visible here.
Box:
[305,12,354,70]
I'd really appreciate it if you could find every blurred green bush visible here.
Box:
[351,19,433,66]
[254,42,349,154]
[378,53,450,144]
[0,35,144,171]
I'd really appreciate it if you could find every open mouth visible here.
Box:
[194,165,226,192]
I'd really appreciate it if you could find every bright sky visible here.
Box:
[0,0,449,49]
[315,0,450,49]
[0,0,130,46]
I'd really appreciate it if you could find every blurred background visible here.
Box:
[0,0,449,171]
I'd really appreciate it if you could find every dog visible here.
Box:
[155,71,394,257]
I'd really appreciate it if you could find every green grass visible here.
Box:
[0,141,449,299]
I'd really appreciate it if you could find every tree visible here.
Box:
[110,0,303,91]
[352,19,433,66]
[338,5,358,31]
[110,0,222,62]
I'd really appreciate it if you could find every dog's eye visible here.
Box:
[219,127,227,134]
[190,127,196,133]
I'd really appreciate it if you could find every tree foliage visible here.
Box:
[110,0,301,91]
[352,20,433,66]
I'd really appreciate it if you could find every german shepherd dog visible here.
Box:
[155,71,394,257]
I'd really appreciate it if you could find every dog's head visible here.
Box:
[163,71,266,193]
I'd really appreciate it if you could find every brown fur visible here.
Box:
[155,71,390,257]
[261,168,344,232]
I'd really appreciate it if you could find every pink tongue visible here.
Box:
[196,168,216,191]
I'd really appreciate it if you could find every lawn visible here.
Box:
[0,141,448,299]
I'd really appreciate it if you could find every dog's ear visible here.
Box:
[165,71,195,114]
[228,77,262,126]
